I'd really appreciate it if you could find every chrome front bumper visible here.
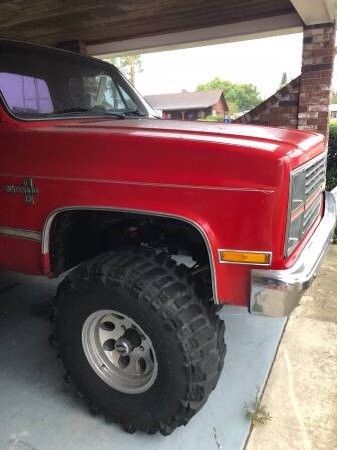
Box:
[250,190,337,317]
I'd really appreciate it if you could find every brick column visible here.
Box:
[298,23,336,140]
[56,40,87,55]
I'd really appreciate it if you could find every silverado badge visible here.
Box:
[4,178,39,204]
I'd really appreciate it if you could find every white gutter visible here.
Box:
[87,13,302,57]
[290,0,337,25]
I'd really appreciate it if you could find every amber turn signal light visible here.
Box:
[218,250,272,266]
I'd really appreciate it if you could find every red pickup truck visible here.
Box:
[0,39,336,435]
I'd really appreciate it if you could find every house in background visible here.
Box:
[145,89,228,120]
[329,103,337,119]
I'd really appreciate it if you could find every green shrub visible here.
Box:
[327,122,337,191]
[327,123,337,241]
[202,114,224,122]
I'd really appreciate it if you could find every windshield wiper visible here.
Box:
[55,108,126,119]
[56,107,93,114]
[54,107,148,119]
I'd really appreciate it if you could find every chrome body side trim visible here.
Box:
[42,206,219,303]
[0,226,41,242]
[218,249,272,266]
[251,190,337,317]
[0,173,274,194]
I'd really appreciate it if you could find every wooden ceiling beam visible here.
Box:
[0,0,296,46]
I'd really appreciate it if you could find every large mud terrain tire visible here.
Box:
[54,248,225,435]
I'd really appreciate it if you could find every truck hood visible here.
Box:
[51,118,324,157]
[9,118,325,193]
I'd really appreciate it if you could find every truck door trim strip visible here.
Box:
[0,226,41,242]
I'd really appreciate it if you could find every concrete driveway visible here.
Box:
[2,243,336,450]
[0,269,285,450]
[247,246,337,450]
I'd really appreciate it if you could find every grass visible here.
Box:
[245,391,272,426]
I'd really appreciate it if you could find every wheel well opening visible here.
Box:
[48,210,215,300]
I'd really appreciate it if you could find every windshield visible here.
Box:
[0,41,152,120]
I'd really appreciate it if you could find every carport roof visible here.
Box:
[0,0,336,56]
[0,0,296,46]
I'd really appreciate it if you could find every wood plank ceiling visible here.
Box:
[0,0,296,46]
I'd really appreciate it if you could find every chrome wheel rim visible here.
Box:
[82,309,158,394]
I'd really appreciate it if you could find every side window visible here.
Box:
[118,85,137,110]
[0,72,53,114]
[103,78,128,109]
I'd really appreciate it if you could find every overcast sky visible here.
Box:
[131,32,336,101]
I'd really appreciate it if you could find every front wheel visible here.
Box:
[53,248,225,435]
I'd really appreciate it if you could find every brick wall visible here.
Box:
[298,23,336,138]
[235,23,336,140]
[234,76,300,128]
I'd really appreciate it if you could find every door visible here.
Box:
[0,74,48,274]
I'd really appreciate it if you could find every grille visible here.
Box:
[285,154,326,256]
[305,157,326,200]
[302,195,322,236]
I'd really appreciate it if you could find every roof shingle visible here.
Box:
[145,89,224,111]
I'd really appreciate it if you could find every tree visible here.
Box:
[331,90,337,104]
[280,72,288,88]
[197,77,261,114]
[103,55,143,85]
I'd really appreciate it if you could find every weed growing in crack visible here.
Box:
[245,391,272,426]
